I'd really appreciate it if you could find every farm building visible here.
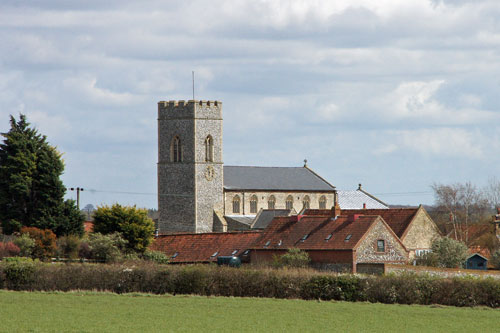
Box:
[465,253,488,270]
[249,213,408,273]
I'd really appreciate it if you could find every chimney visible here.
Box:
[363,203,366,209]
[332,190,341,217]
[358,183,362,190]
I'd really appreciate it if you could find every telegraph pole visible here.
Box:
[68,187,84,209]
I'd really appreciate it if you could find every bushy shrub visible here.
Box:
[78,242,91,259]
[431,237,468,268]
[21,227,57,260]
[0,242,20,258]
[491,250,500,269]
[56,235,81,259]
[273,248,311,268]
[13,234,35,257]
[87,232,127,263]
[142,250,169,264]
[92,204,155,253]
[1,257,36,290]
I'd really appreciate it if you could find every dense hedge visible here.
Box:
[1,260,499,308]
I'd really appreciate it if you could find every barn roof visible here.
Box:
[340,208,419,238]
[223,166,335,191]
[150,231,261,263]
[251,215,387,251]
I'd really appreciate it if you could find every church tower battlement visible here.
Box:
[158,99,224,233]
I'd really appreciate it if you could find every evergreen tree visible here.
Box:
[0,114,83,236]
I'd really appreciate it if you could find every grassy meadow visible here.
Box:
[0,290,499,332]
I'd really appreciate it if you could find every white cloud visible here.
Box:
[62,75,140,106]
[378,80,499,125]
[375,128,485,159]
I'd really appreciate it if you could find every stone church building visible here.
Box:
[157,99,385,234]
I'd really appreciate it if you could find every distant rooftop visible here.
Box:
[223,166,335,191]
[337,189,388,209]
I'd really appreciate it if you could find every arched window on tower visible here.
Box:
[303,195,310,210]
[319,195,327,209]
[250,195,258,213]
[286,195,294,210]
[205,135,214,162]
[171,136,182,163]
[268,195,276,209]
[232,195,240,214]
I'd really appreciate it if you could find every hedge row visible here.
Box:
[1,259,499,308]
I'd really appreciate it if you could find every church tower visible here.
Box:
[157,100,224,233]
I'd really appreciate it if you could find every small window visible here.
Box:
[211,251,219,257]
[325,234,333,241]
[300,234,309,242]
[171,136,182,162]
[243,250,250,256]
[377,240,385,252]
[286,195,294,210]
[250,195,258,213]
[205,135,214,162]
[319,195,327,209]
[264,240,271,247]
[302,195,310,210]
[345,234,352,242]
[268,195,276,209]
[231,249,238,255]
[171,252,179,258]
[232,195,240,214]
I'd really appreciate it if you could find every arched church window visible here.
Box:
[319,195,327,209]
[232,195,240,214]
[303,195,310,210]
[250,195,258,213]
[268,195,276,209]
[286,195,294,210]
[205,135,214,162]
[171,136,182,163]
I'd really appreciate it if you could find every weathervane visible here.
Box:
[303,159,307,167]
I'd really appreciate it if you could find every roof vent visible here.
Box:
[171,252,179,258]
[300,234,309,242]
[345,234,352,242]
[211,251,219,257]
[325,234,333,241]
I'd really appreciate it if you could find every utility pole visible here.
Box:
[68,187,84,209]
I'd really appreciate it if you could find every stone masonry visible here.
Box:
[158,100,224,233]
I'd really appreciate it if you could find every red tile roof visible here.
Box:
[252,215,384,250]
[150,231,262,263]
[340,208,418,238]
[84,221,94,233]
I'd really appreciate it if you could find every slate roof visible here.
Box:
[223,166,335,191]
[150,231,261,263]
[337,190,388,209]
[252,215,385,250]
[340,208,418,238]
[251,209,292,229]
[224,215,255,231]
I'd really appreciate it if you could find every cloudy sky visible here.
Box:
[1,0,499,209]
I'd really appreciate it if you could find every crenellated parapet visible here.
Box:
[158,100,222,119]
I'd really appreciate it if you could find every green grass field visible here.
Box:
[0,291,499,332]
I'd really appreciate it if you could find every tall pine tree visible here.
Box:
[0,114,83,236]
